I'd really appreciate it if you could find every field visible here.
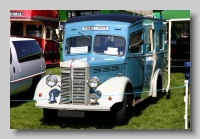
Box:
[10,68,190,129]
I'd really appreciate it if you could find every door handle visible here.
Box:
[13,67,15,73]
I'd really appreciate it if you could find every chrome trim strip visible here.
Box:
[10,71,46,84]
[70,58,75,101]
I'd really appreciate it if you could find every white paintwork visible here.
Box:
[184,80,189,129]
[33,75,61,103]
[149,68,163,97]
[61,59,89,68]
[166,20,171,93]
[95,76,132,107]
[35,103,110,111]
[166,18,190,22]
[10,37,35,41]
[34,75,131,111]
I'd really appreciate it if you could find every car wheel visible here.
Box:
[43,108,58,123]
[113,94,127,125]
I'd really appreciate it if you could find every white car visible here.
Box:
[10,37,46,97]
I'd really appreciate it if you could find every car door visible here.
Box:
[10,43,19,96]
[10,40,32,96]
[142,29,155,99]
[127,30,144,98]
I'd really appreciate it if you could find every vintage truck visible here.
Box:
[33,14,168,125]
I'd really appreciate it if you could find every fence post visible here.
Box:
[184,80,189,129]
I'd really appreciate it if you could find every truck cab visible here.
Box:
[33,14,167,125]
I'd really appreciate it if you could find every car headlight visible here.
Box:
[89,93,99,104]
[46,75,58,87]
[94,90,102,98]
[87,76,100,89]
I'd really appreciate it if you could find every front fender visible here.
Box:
[33,75,61,103]
[95,76,132,107]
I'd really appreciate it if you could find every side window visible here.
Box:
[46,28,51,39]
[10,22,23,37]
[26,25,42,38]
[149,29,155,52]
[129,32,142,53]
[159,29,164,49]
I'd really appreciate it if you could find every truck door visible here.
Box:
[127,31,144,98]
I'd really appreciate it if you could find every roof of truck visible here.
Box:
[66,13,162,24]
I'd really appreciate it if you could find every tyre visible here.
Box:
[113,94,127,125]
[43,108,58,123]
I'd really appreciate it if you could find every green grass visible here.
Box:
[10,68,190,129]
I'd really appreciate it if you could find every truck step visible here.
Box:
[135,99,143,105]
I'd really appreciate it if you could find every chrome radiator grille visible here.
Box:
[60,67,89,105]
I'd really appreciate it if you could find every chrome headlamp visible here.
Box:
[46,75,58,87]
[89,93,99,104]
[89,91,102,104]
[87,76,100,89]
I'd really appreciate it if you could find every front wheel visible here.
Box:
[112,94,127,125]
[43,108,58,123]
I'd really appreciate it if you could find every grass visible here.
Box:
[10,67,190,129]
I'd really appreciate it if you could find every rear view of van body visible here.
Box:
[10,38,46,96]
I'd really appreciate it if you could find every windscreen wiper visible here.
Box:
[78,31,91,39]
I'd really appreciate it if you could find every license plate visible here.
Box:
[58,110,85,117]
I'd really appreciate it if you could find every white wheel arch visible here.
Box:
[149,68,163,97]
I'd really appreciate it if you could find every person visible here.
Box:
[181,31,184,38]
[181,30,188,38]
[106,40,114,47]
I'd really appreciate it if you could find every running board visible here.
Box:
[132,99,143,106]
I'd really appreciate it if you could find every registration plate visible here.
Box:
[58,110,85,117]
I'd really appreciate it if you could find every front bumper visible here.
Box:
[35,103,110,111]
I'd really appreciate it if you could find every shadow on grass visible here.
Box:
[126,91,167,123]
[10,91,34,108]
[39,110,118,129]
[38,93,167,129]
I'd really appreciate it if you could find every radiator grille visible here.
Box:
[60,67,88,105]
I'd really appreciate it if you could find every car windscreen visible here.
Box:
[94,35,125,56]
[65,35,92,54]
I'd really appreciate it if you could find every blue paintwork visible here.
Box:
[62,16,167,99]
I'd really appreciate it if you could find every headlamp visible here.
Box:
[87,76,100,89]
[46,75,58,87]
[89,93,99,104]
